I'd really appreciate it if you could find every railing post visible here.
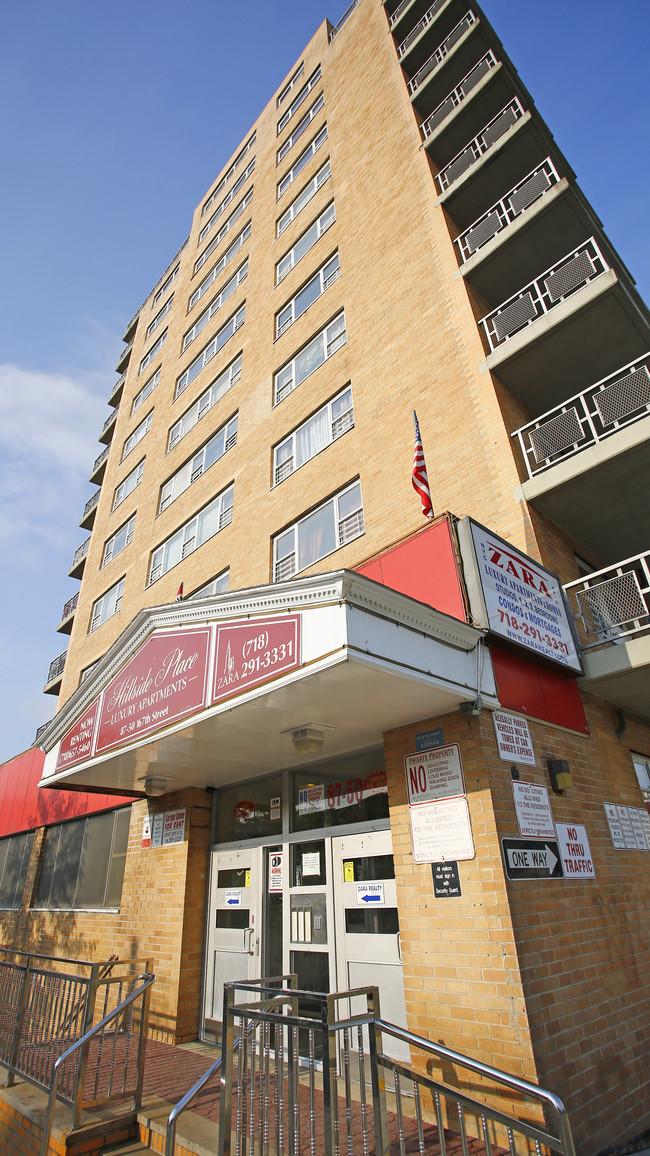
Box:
[218,984,237,1156]
[366,987,390,1156]
[72,961,101,1126]
[134,965,152,1111]
[7,952,33,1087]
[321,994,338,1156]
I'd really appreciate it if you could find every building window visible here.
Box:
[148,485,234,584]
[277,202,335,283]
[278,65,321,132]
[169,355,242,449]
[113,459,145,511]
[277,63,304,108]
[277,125,328,199]
[188,569,230,600]
[0,832,34,909]
[176,306,245,399]
[189,223,251,311]
[201,132,256,217]
[102,515,135,567]
[139,329,167,375]
[277,94,324,164]
[276,252,340,338]
[160,414,238,512]
[33,808,131,911]
[132,368,160,415]
[277,160,331,237]
[274,387,353,484]
[182,261,248,352]
[122,410,153,461]
[633,754,650,809]
[273,480,364,582]
[147,294,174,337]
[90,576,125,633]
[153,264,179,307]
[274,311,346,404]
[195,190,253,276]
[199,159,255,243]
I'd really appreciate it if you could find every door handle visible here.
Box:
[244,927,255,955]
[396,932,402,961]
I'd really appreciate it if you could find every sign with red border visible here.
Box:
[213,615,300,703]
[55,699,99,772]
[404,744,465,805]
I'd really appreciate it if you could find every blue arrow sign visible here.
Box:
[361,893,381,903]
[226,898,239,905]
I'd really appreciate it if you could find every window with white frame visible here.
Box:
[112,459,144,511]
[274,311,346,404]
[188,569,230,600]
[277,125,328,198]
[148,485,234,585]
[277,63,304,108]
[189,223,251,311]
[132,368,160,415]
[147,294,174,337]
[274,387,353,484]
[276,252,339,338]
[277,94,324,164]
[182,261,248,352]
[121,410,153,461]
[632,754,650,806]
[89,576,125,632]
[277,202,335,283]
[160,414,238,512]
[169,355,242,449]
[277,65,321,132]
[195,190,253,276]
[273,480,364,582]
[277,160,331,237]
[176,306,245,399]
[102,515,135,567]
[199,159,255,243]
[202,132,256,216]
[139,329,167,375]
[153,264,179,306]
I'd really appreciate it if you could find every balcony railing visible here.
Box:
[71,536,91,571]
[34,721,52,744]
[398,0,446,55]
[389,0,412,27]
[102,408,118,434]
[480,237,609,353]
[421,51,497,139]
[92,445,110,475]
[512,354,650,479]
[455,158,561,261]
[564,552,650,650]
[409,12,477,93]
[83,491,100,518]
[115,338,133,373]
[60,592,79,621]
[436,98,524,191]
[109,371,126,403]
[46,652,67,684]
[329,0,360,40]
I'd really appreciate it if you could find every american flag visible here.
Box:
[412,411,433,520]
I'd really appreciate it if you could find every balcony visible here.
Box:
[90,445,110,485]
[397,0,448,56]
[80,490,100,530]
[122,312,139,345]
[455,158,562,262]
[564,553,650,722]
[99,405,119,445]
[57,592,79,635]
[435,98,525,196]
[421,51,498,143]
[44,651,66,696]
[115,339,133,375]
[408,11,478,96]
[34,720,53,745]
[69,536,91,579]
[108,371,126,408]
[513,356,650,563]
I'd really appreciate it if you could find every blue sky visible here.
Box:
[0,0,648,764]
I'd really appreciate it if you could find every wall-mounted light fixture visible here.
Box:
[547,758,572,792]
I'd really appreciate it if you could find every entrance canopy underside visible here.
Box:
[39,570,498,796]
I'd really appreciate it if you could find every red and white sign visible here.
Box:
[404,745,465,805]
[269,851,284,892]
[213,615,300,703]
[55,699,99,771]
[493,712,535,766]
[141,814,152,848]
[162,808,186,846]
[96,628,211,754]
[556,823,595,878]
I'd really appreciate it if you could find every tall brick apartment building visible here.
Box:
[1,1,649,1152]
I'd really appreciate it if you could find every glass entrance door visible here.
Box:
[204,847,261,1034]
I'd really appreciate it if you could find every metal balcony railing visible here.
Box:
[512,354,650,479]
[389,0,412,27]
[109,371,126,402]
[92,445,110,475]
[329,0,360,40]
[71,536,91,571]
[115,338,133,372]
[46,652,67,684]
[60,592,79,621]
[480,237,609,352]
[398,0,446,55]
[34,721,52,743]
[102,408,118,434]
[455,158,561,261]
[409,11,477,93]
[436,98,525,191]
[564,552,650,650]
[421,51,497,139]
[83,491,100,518]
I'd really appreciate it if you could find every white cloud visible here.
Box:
[0,363,106,473]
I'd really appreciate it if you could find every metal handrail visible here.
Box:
[455,157,560,261]
[102,408,118,433]
[71,536,91,569]
[46,651,67,683]
[60,592,79,620]
[92,445,110,474]
[421,51,497,140]
[329,0,360,40]
[398,0,446,56]
[39,972,155,1156]
[165,1054,223,1156]
[83,491,100,517]
[436,97,525,191]
[564,551,650,649]
[408,11,477,93]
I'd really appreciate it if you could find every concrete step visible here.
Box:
[104,1144,157,1155]
[138,1096,216,1156]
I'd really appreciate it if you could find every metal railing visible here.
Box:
[512,354,650,478]
[421,51,497,139]
[564,551,650,650]
[436,98,525,190]
[455,158,560,261]
[409,11,477,93]
[91,445,110,475]
[115,339,133,372]
[398,0,446,56]
[82,491,100,518]
[480,237,609,352]
[102,407,119,434]
[389,0,413,28]
[60,592,79,621]
[34,721,53,744]
[46,651,66,684]
[109,371,126,402]
[198,977,576,1156]
[329,0,360,40]
[71,535,91,571]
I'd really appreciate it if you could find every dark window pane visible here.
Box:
[105,808,131,908]
[292,751,387,832]
[345,908,400,934]
[341,854,394,882]
[49,820,85,907]
[34,827,60,907]
[217,868,250,888]
[216,775,283,843]
[216,910,250,929]
[0,833,33,908]
[76,812,114,908]
[292,841,326,886]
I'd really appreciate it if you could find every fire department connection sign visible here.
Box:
[459,519,582,673]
